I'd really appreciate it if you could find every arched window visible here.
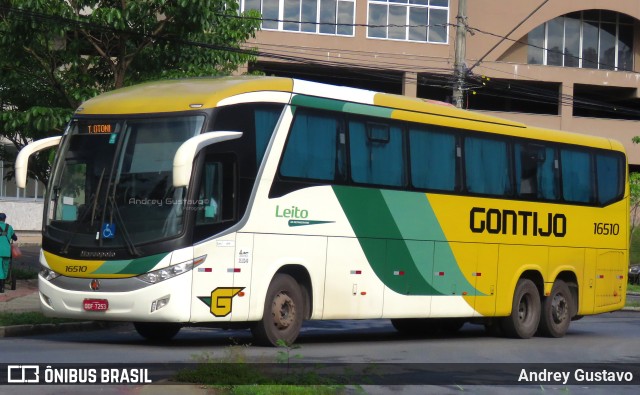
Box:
[528,10,633,71]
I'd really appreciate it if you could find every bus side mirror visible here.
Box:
[172,131,243,188]
[15,136,62,189]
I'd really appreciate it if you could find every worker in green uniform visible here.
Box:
[0,213,18,293]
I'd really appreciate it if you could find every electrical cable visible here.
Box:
[2,4,639,118]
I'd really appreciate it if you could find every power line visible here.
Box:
[468,0,550,73]
[3,5,639,118]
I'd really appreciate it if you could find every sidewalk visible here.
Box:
[0,243,41,314]
[0,279,40,313]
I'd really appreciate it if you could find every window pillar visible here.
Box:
[560,83,574,129]
[403,72,418,98]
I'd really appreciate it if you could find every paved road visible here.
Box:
[3,245,640,394]
[1,311,640,394]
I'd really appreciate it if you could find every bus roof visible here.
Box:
[75,76,294,115]
[75,76,621,153]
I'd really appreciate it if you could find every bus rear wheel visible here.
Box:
[133,322,181,342]
[500,278,540,339]
[251,273,304,347]
[538,280,572,338]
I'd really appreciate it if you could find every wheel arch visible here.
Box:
[519,270,544,300]
[552,270,579,318]
[275,264,313,320]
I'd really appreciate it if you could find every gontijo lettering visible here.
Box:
[470,207,567,237]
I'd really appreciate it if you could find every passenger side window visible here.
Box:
[195,154,236,225]
[464,136,511,195]
[349,120,406,187]
[280,110,345,181]
[561,148,593,203]
[514,144,559,200]
[409,126,457,191]
[596,153,623,205]
[255,108,282,165]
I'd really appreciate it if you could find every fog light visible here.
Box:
[151,295,170,313]
[41,292,52,308]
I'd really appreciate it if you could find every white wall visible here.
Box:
[0,199,44,244]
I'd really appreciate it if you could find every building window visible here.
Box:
[367,0,449,43]
[243,0,355,36]
[528,10,633,71]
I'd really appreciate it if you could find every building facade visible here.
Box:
[242,0,640,168]
[0,138,44,200]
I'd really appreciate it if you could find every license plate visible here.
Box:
[83,299,109,311]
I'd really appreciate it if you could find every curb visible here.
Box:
[0,321,116,338]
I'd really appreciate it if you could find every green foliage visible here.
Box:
[0,311,78,326]
[630,173,640,238]
[175,345,347,394]
[0,0,261,184]
[630,226,640,264]
[275,338,303,367]
[10,266,38,280]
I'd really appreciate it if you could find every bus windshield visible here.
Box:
[46,115,205,250]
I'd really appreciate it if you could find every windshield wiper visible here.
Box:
[95,123,138,255]
[60,168,105,255]
[90,168,106,226]
[106,195,141,257]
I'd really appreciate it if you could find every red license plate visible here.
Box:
[83,299,109,311]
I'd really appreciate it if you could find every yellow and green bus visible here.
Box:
[17,76,628,346]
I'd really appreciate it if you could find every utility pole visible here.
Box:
[453,0,467,109]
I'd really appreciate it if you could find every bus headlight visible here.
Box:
[40,265,61,281]
[137,255,206,284]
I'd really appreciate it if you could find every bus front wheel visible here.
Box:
[133,322,181,342]
[500,278,540,339]
[538,280,572,338]
[251,273,304,347]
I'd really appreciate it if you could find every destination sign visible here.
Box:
[87,124,113,134]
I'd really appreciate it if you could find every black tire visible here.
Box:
[500,278,541,339]
[133,322,181,342]
[538,280,572,338]
[251,273,304,346]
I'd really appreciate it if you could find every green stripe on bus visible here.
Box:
[291,95,393,118]
[333,186,481,296]
[92,252,168,275]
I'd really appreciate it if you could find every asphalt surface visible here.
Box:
[1,245,639,394]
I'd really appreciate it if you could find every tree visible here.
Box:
[630,172,640,239]
[0,0,261,185]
